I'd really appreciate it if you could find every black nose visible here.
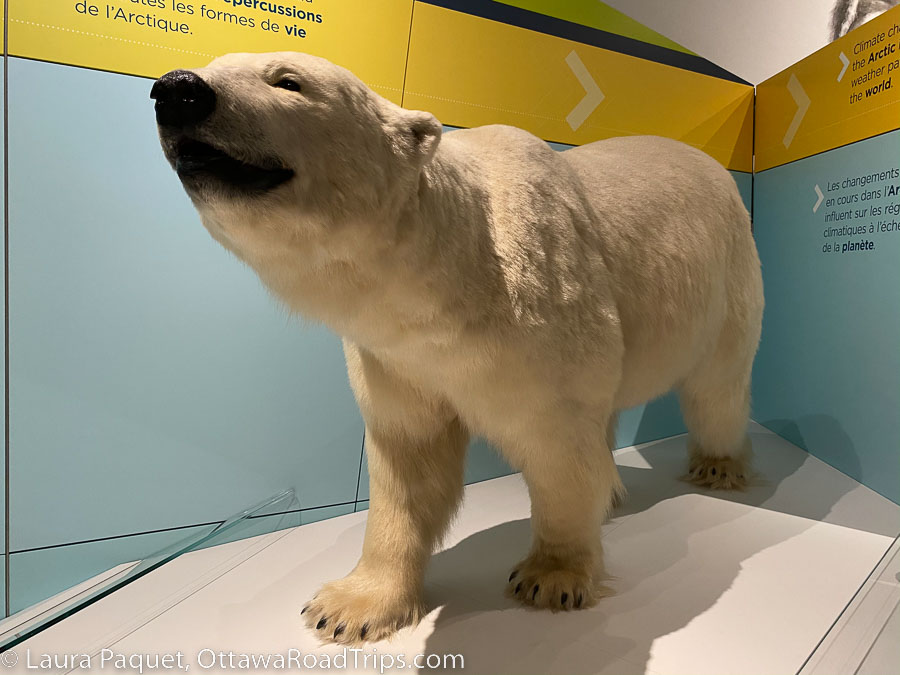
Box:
[150,70,216,128]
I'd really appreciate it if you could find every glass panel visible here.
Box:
[0,489,296,651]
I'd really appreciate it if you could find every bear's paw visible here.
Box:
[506,555,609,612]
[684,453,751,490]
[302,573,425,645]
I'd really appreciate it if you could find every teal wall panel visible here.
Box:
[732,170,752,213]
[752,131,900,503]
[617,394,686,448]
[7,57,365,559]
[464,438,515,484]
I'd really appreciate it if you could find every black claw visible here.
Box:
[561,592,568,605]
[532,585,540,600]
[301,606,309,615]
[316,617,327,630]
[515,582,522,594]
[333,624,345,638]
[710,467,716,476]
[360,623,369,639]
[575,594,583,608]
[509,570,518,582]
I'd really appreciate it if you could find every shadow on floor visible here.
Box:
[418,427,862,674]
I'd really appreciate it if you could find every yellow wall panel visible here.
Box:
[403,3,753,171]
[756,6,900,172]
[7,0,412,102]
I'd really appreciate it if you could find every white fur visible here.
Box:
[158,52,764,644]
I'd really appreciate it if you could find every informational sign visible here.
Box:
[7,0,753,170]
[403,2,753,171]
[756,7,900,171]
[751,9,900,504]
[7,0,414,102]
[814,158,900,257]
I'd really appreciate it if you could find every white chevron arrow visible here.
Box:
[838,51,849,82]
[565,51,604,131]
[783,74,810,149]
[813,184,824,213]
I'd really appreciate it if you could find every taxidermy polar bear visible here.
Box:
[152,52,763,644]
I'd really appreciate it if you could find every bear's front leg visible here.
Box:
[506,421,624,611]
[303,420,467,643]
[303,345,468,644]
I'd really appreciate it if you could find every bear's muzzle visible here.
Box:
[151,70,216,128]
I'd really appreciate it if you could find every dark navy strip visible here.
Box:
[418,0,750,85]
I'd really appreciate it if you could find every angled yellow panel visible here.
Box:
[756,6,900,172]
[6,0,412,102]
[403,3,752,171]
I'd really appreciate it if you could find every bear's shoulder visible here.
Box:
[440,124,578,194]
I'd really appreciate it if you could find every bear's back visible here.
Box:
[441,124,574,185]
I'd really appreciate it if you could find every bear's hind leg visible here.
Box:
[679,365,753,490]
[507,421,624,611]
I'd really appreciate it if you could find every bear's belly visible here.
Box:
[371,274,727,441]
[376,327,624,447]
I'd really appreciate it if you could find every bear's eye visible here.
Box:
[273,78,301,93]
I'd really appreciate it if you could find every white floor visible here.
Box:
[7,423,900,675]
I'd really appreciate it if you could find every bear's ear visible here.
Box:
[389,108,442,165]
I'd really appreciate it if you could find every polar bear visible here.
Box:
[152,52,763,644]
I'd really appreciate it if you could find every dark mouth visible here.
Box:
[174,139,294,193]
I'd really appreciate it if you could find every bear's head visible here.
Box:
[152,52,442,260]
